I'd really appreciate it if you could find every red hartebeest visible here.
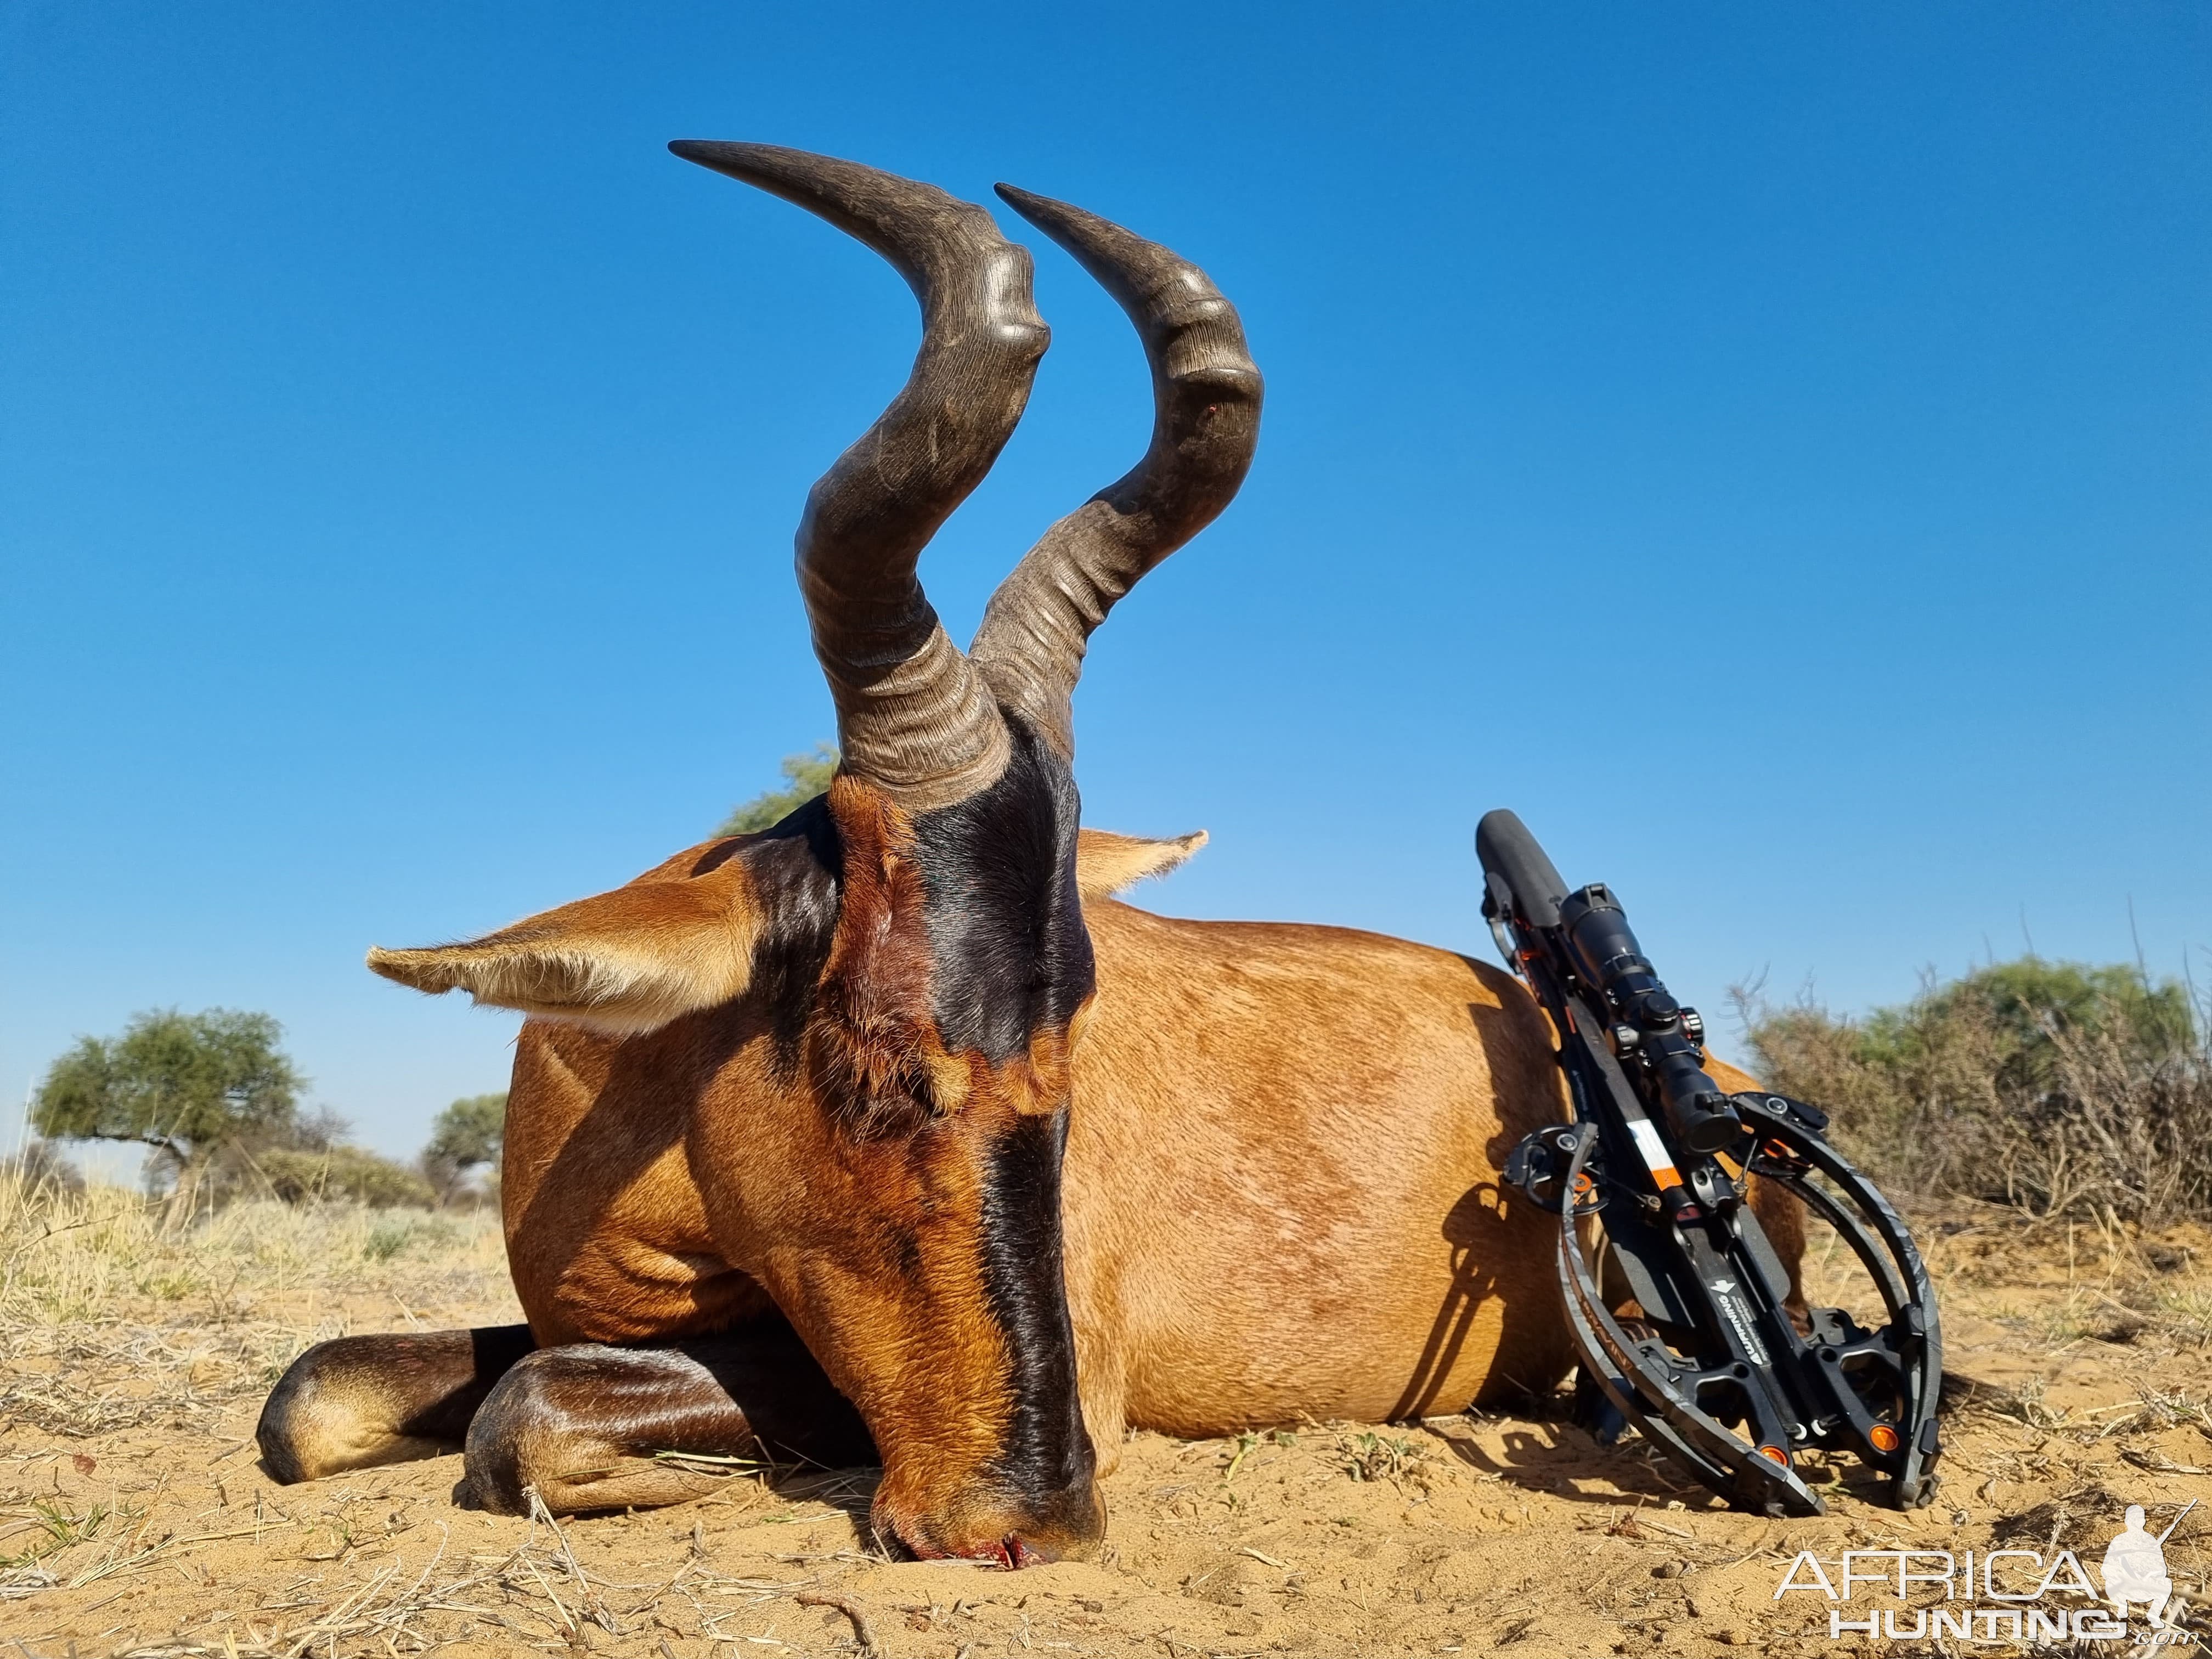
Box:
[257,144,1798,1567]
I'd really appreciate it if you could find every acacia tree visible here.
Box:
[715,744,837,836]
[421,1092,506,1206]
[32,1008,303,1212]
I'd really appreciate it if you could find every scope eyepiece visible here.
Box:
[1669,1088,1745,1156]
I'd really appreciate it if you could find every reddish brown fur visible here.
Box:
[489,866,1666,1476]
[365,815,1800,1555]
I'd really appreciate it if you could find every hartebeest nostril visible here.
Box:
[871,1471,1105,1568]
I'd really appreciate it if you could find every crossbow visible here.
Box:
[1479,809,1942,1516]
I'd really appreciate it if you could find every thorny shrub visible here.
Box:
[1739,957,2212,1222]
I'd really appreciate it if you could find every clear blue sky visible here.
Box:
[4,3,2207,1165]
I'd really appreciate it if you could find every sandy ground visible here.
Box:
[5,1200,2212,1658]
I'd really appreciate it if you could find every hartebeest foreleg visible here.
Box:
[257,1324,537,1482]
[460,1322,874,1516]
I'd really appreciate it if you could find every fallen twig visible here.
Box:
[526,1485,624,1635]
[797,1589,879,1652]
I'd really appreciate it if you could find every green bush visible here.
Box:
[1741,957,2211,1221]
[256,1146,435,1210]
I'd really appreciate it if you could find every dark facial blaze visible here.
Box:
[755,718,1102,1563]
[910,718,1094,1066]
[970,1107,1098,1560]
[910,723,1099,1556]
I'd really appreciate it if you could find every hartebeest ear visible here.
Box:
[1074,828,1207,901]
[365,854,762,1036]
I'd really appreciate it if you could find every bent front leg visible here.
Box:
[463,1320,874,1516]
[258,1325,537,1483]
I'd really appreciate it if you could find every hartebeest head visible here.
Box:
[365,145,1260,1563]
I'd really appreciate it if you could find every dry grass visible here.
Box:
[0,1171,515,1600]
[1,1173,510,1450]
[9,1171,2212,1656]
[1,1172,507,1322]
[1741,960,2212,1223]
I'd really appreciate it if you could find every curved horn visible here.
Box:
[969,186,1263,757]
[670,142,1051,809]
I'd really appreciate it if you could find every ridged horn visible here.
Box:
[670,141,1052,809]
[969,185,1262,757]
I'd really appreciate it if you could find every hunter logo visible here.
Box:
[2108,1504,2184,1628]
[1771,1499,2198,1645]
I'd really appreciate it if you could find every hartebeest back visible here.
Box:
[256,144,1799,1568]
